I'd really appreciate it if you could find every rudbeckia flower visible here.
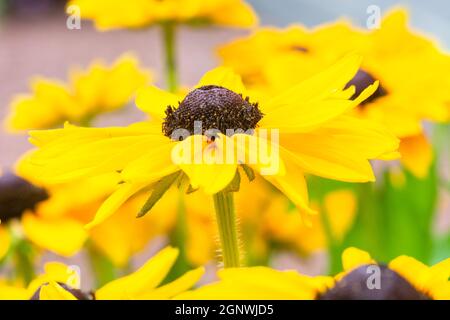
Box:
[0,247,204,300]
[176,247,450,300]
[21,54,398,231]
[67,0,257,30]
[6,54,150,131]
[0,171,49,261]
[15,168,176,267]
[218,8,450,178]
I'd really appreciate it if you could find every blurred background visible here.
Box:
[0,0,448,290]
[1,0,450,166]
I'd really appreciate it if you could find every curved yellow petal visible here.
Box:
[388,255,430,291]
[0,226,11,261]
[209,0,258,28]
[261,81,378,133]
[95,246,179,300]
[22,213,87,257]
[175,135,238,194]
[342,247,374,271]
[279,119,387,182]
[84,181,148,229]
[196,67,247,96]
[39,282,77,300]
[27,262,81,296]
[137,267,205,299]
[135,86,179,121]
[265,148,316,222]
[399,133,433,178]
[176,267,323,300]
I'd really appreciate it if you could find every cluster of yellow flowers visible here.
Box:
[0,0,449,300]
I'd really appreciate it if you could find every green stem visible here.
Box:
[162,22,178,93]
[14,239,35,285]
[213,192,241,268]
[163,190,193,283]
[86,242,117,288]
[320,206,341,275]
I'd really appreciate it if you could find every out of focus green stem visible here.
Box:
[320,207,341,275]
[14,238,35,285]
[163,189,193,283]
[87,242,117,288]
[162,22,178,93]
[213,192,241,268]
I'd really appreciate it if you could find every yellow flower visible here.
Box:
[6,54,150,131]
[234,177,357,262]
[177,247,450,300]
[0,171,49,260]
[0,247,204,300]
[219,9,450,178]
[260,188,357,254]
[21,54,398,230]
[18,171,175,266]
[0,166,175,267]
[68,0,257,30]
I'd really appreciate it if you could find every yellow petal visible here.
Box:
[209,0,258,27]
[27,262,81,296]
[85,181,148,229]
[137,267,205,300]
[196,66,247,96]
[95,246,179,300]
[399,133,433,178]
[260,54,376,132]
[342,247,374,271]
[324,190,358,241]
[177,267,322,300]
[265,148,316,220]
[0,285,29,300]
[135,86,179,121]
[39,282,77,300]
[264,82,378,133]
[278,114,399,183]
[22,213,87,257]
[0,226,11,260]
[176,135,238,194]
[388,255,430,291]
[121,140,178,183]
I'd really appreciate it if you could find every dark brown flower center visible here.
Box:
[162,85,263,139]
[0,172,48,223]
[345,69,387,105]
[317,264,430,300]
[30,283,95,300]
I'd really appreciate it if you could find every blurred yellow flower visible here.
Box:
[235,178,357,262]
[177,247,450,300]
[68,0,258,30]
[21,55,398,231]
[6,54,150,131]
[18,172,175,267]
[1,247,204,300]
[219,8,450,178]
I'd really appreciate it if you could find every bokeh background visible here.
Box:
[0,0,449,289]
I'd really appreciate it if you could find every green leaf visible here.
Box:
[241,164,255,182]
[185,184,199,194]
[137,171,181,218]
[223,170,241,193]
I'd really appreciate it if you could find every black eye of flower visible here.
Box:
[162,85,263,138]
[30,283,95,300]
[317,264,430,300]
[0,172,49,223]
[345,69,387,105]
